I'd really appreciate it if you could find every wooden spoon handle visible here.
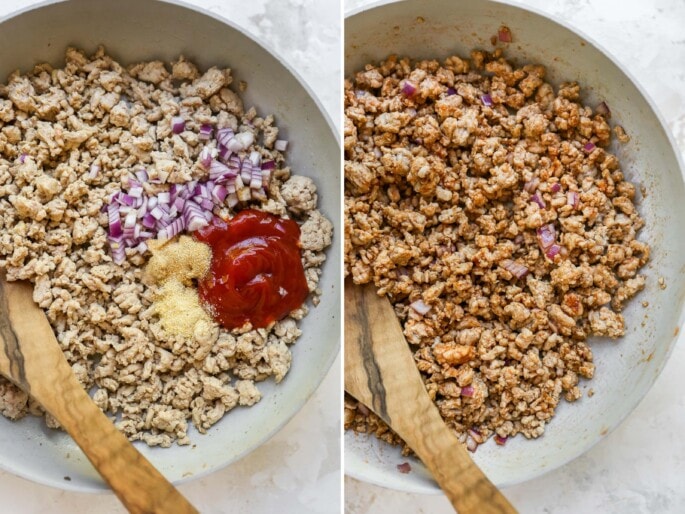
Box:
[0,279,198,514]
[345,283,516,514]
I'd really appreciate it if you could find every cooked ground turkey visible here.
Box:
[344,48,647,453]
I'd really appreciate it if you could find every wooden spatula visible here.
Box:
[0,277,198,514]
[345,281,517,514]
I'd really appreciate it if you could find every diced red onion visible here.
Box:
[128,186,143,199]
[135,169,148,183]
[583,142,596,153]
[550,183,561,193]
[262,169,272,189]
[498,26,512,43]
[108,235,125,264]
[480,94,493,107]
[199,147,212,169]
[218,144,231,161]
[134,241,148,254]
[199,123,213,140]
[89,164,100,178]
[531,192,546,209]
[124,210,137,229]
[495,435,508,446]
[546,243,561,260]
[108,203,122,238]
[537,224,556,251]
[150,206,164,220]
[446,87,456,96]
[399,80,417,98]
[595,101,611,118]
[142,213,156,229]
[117,194,135,207]
[148,196,158,209]
[501,259,529,279]
[261,160,275,170]
[409,299,432,315]
[461,385,474,397]
[200,198,214,210]
[216,127,235,148]
[171,116,185,134]
[397,463,411,474]
[567,191,579,208]
[19,153,27,164]
[523,177,539,193]
[249,151,261,167]
[211,185,228,203]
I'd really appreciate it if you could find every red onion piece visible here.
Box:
[546,244,561,260]
[523,177,539,193]
[274,139,288,152]
[501,259,529,279]
[446,87,457,96]
[199,123,213,140]
[583,142,596,153]
[135,169,148,183]
[498,26,512,43]
[531,192,546,209]
[149,206,164,220]
[595,101,611,118]
[128,187,143,199]
[262,169,272,189]
[19,153,27,164]
[494,435,508,446]
[107,203,122,238]
[550,183,561,193]
[89,164,100,178]
[142,213,156,229]
[480,94,493,107]
[461,385,474,397]
[537,224,556,251]
[108,235,125,264]
[410,299,432,315]
[199,147,212,169]
[261,160,275,170]
[397,463,412,474]
[567,191,579,208]
[399,80,417,97]
[171,116,185,134]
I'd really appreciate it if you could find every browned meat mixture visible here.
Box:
[0,47,332,447]
[344,48,648,452]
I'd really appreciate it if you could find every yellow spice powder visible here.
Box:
[144,235,213,337]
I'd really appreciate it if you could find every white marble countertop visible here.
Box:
[0,0,341,513]
[345,0,685,513]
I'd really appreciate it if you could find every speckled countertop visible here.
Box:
[0,0,340,513]
[344,0,685,513]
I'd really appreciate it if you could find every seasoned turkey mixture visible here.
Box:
[0,47,332,447]
[344,46,648,452]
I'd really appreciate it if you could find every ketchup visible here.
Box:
[195,209,309,329]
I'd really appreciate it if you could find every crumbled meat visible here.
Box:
[0,47,332,447]
[344,48,648,450]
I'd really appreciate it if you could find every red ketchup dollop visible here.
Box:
[195,209,308,329]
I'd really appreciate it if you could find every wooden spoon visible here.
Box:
[0,277,198,514]
[345,281,517,514]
